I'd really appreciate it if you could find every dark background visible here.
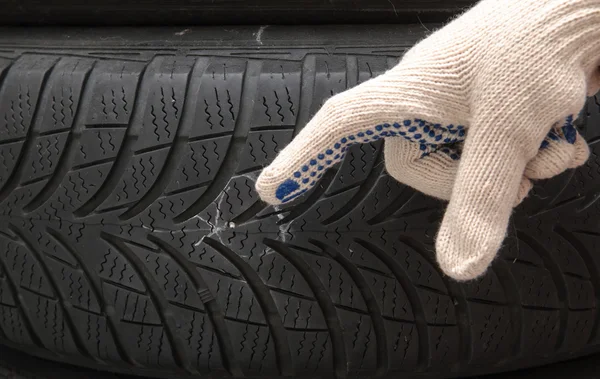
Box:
[2,0,477,25]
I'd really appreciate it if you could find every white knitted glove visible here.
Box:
[383,116,590,206]
[256,0,600,281]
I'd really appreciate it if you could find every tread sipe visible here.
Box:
[0,26,599,379]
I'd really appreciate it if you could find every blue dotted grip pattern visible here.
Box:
[274,115,577,203]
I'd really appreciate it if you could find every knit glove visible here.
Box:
[383,115,590,207]
[256,0,600,281]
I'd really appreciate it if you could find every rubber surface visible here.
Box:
[0,26,599,379]
[0,0,476,26]
[0,343,127,379]
[0,341,599,379]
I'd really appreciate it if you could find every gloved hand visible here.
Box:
[256,0,600,281]
[383,115,589,207]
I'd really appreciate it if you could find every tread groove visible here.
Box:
[173,60,259,223]
[24,61,96,213]
[0,57,59,206]
[203,237,294,377]
[100,232,194,374]
[398,236,473,370]
[292,55,316,138]
[309,239,388,377]
[146,234,243,377]
[555,226,600,343]
[277,169,338,225]
[8,223,94,360]
[230,199,268,225]
[354,238,430,371]
[366,187,413,225]
[45,227,136,365]
[264,238,348,379]
[494,260,525,359]
[119,58,203,220]
[517,231,569,351]
[72,59,150,217]
[0,232,46,350]
[322,150,383,225]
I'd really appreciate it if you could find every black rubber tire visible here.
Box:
[0,0,476,26]
[0,25,599,379]
[0,342,598,379]
[0,343,128,379]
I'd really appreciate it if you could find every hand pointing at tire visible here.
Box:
[256,0,600,281]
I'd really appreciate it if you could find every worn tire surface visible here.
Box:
[0,26,600,379]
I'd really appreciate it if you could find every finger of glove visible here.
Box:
[570,131,590,168]
[385,137,532,206]
[384,137,460,201]
[255,77,386,204]
[525,123,589,180]
[559,116,589,168]
[255,72,446,205]
[436,57,590,282]
[526,138,576,179]
[435,125,530,282]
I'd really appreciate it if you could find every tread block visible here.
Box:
[511,263,560,309]
[165,135,232,194]
[127,242,206,311]
[23,133,68,182]
[75,129,126,166]
[72,310,122,362]
[311,56,347,117]
[251,60,301,128]
[0,56,57,140]
[338,309,377,374]
[300,253,367,312]
[385,320,419,371]
[176,307,224,373]
[21,292,79,356]
[469,303,513,362]
[0,304,34,346]
[464,270,507,303]
[328,142,380,194]
[85,61,144,126]
[0,141,24,188]
[135,57,194,150]
[418,288,456,325]
[522,309,560,356]
[357,56,389,84]
[238,129,293,173]
[37,58,94,134]
[188,60,245,139]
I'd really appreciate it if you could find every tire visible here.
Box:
[0,344,598,379]
[0,26,599,379]
[0,0,476,26]
[0,343,125,379]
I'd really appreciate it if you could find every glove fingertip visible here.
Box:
[435,221,503,282]
[435,240,495,281]
[571,136,590,168]
[256,169,293,205]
